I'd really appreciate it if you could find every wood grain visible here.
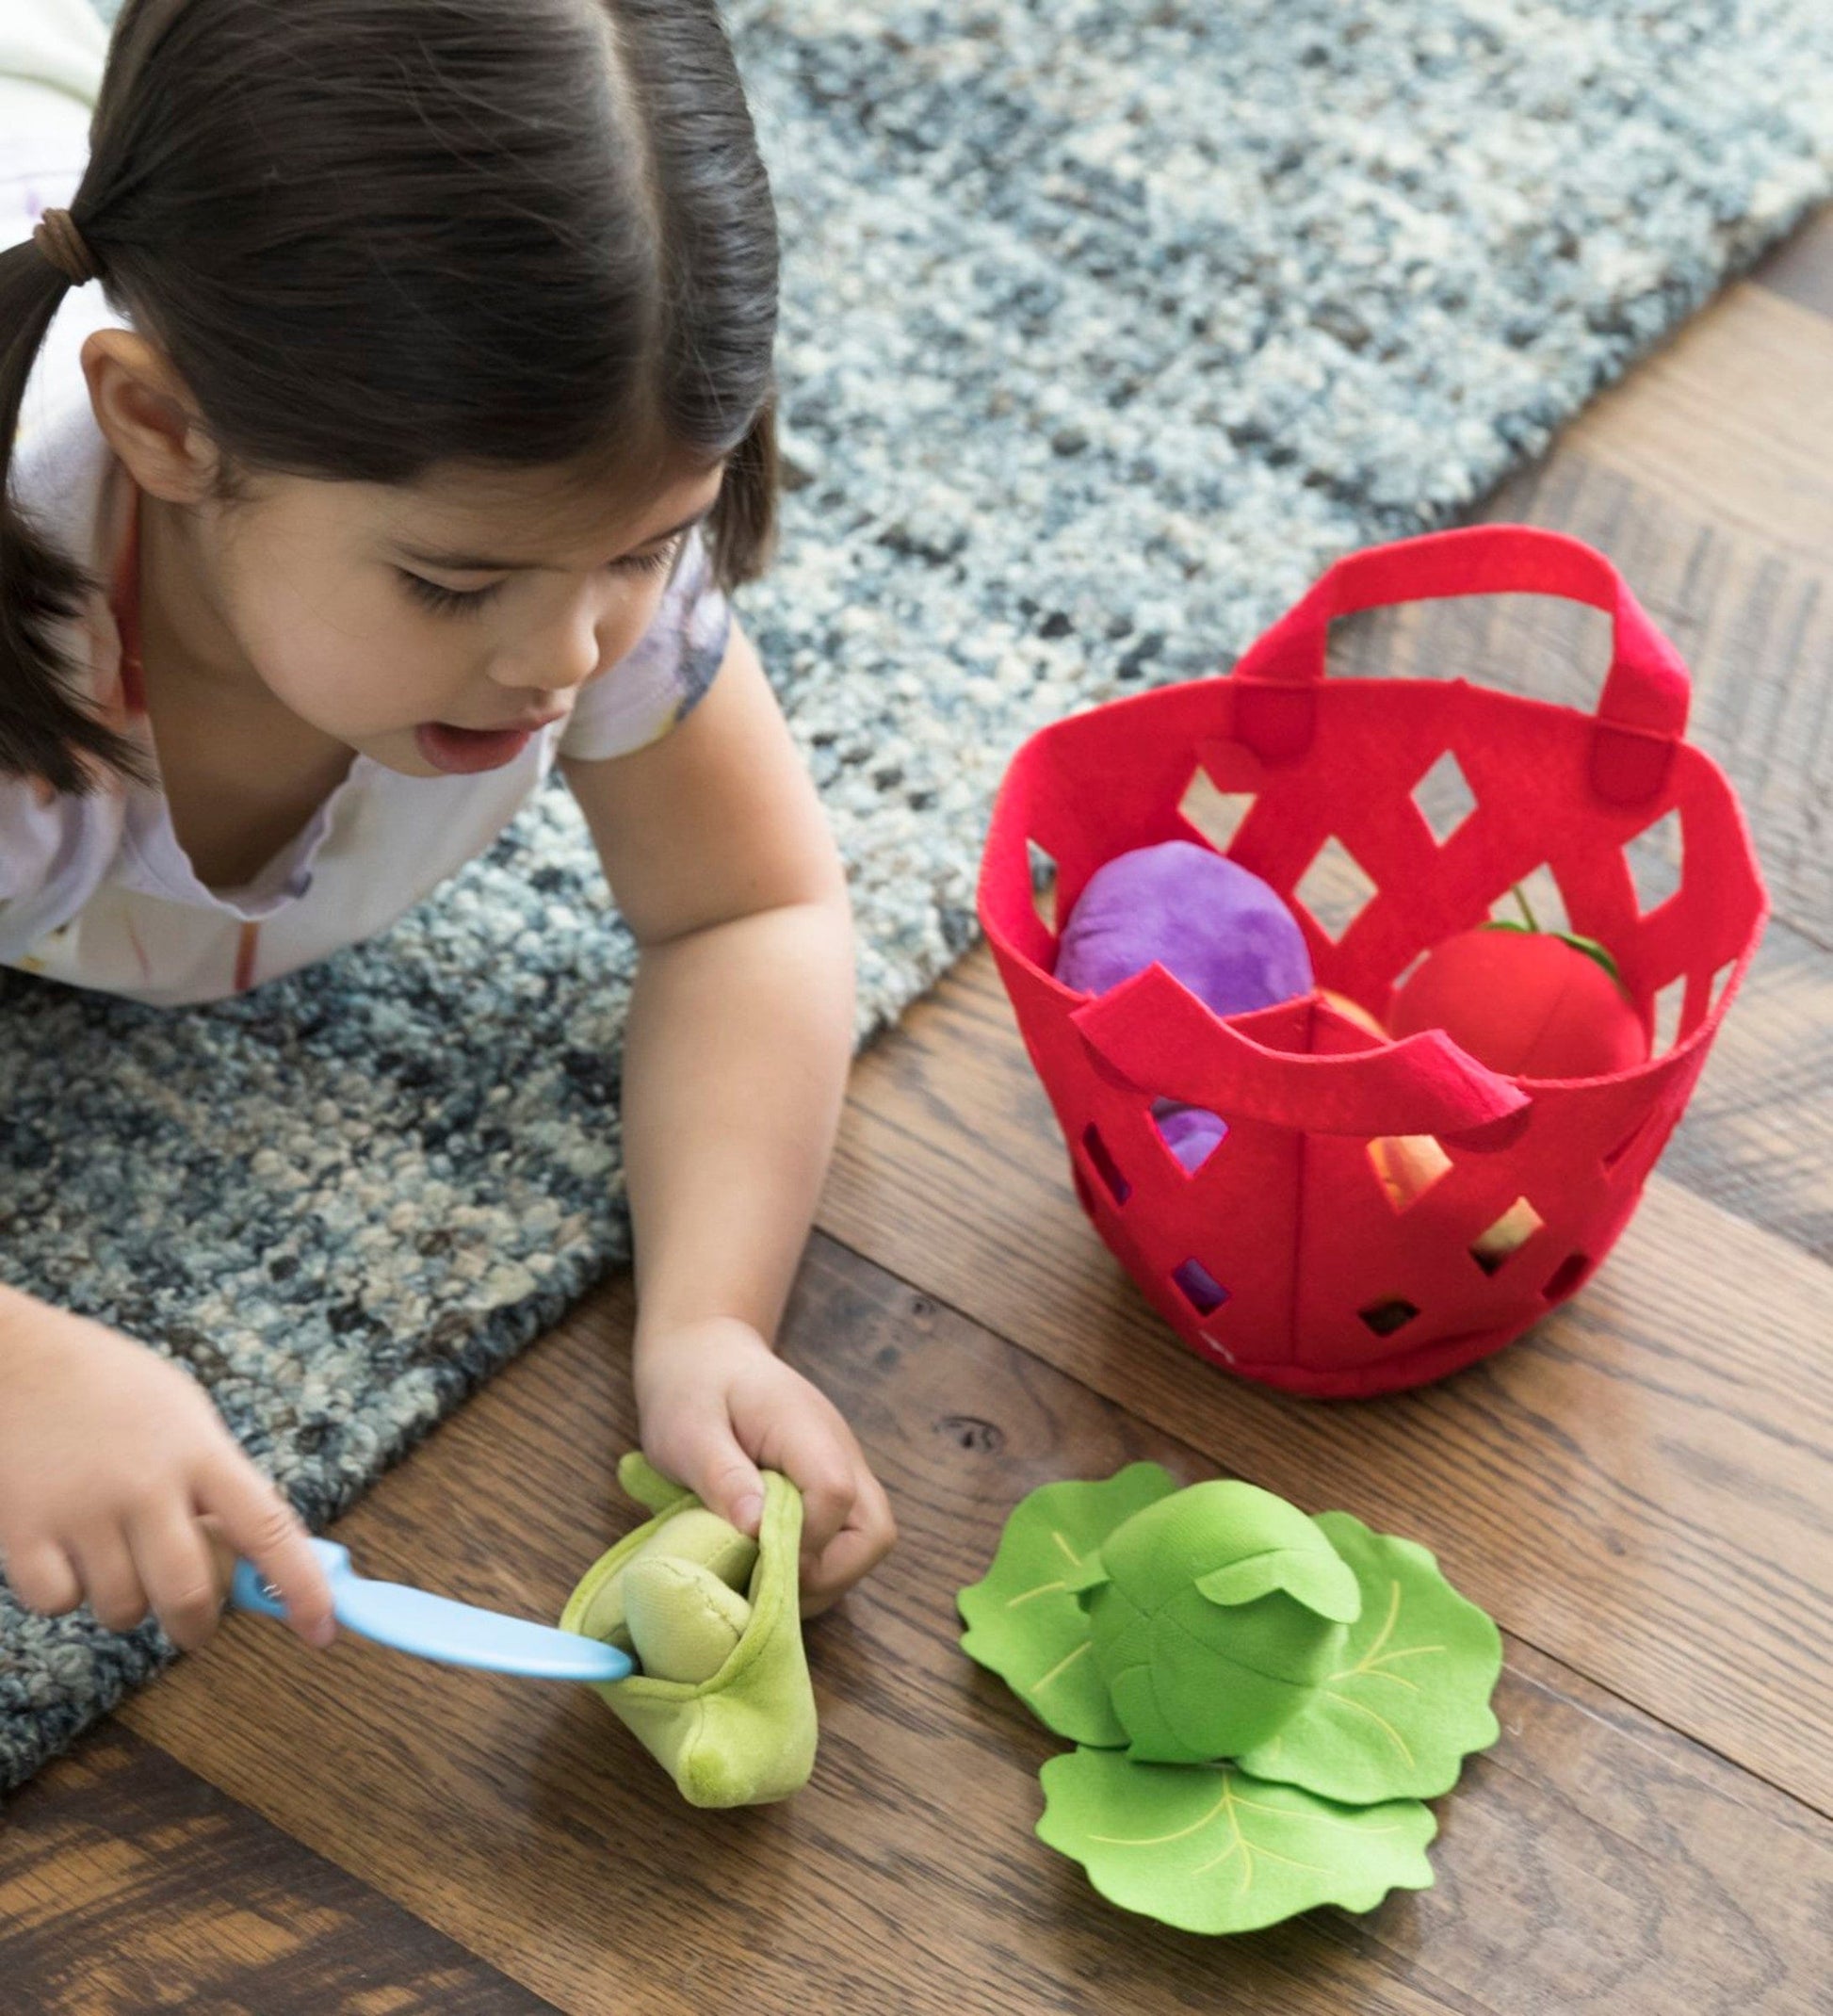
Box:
[1569,283,1833,568]
[117,1248,1832,2016]
[1650,918,1833,1266]
[0,1724,560,2014]
[116,1270,1460,2016]
[1752,202,1833,319]
[819,946,1833,1815]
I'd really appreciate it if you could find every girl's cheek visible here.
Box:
[259,610,447,733]
[592,593,668,671]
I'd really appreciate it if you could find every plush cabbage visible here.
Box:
[1068,1480,1363,1762]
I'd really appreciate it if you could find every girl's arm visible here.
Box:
[560,617,895,1610]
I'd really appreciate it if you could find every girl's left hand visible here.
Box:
[632,1316,897,1615]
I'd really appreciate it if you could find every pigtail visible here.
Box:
[0,0,185,800]
[0,233,154,798]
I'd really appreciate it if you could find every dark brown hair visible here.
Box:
[0,0,780,797]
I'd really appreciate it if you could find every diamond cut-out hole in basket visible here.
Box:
[1080,1123,1130,1206]
[1652,975,1687,1055]
[1295,836,1379,943]
[1625,807,1683,917]
[1178,768,1256,854]
[1711,958,1738,1014]
[1027,838,1059,933]
[1469,1196,1545,1275]
[1172,1258,1229,1315]
[1387,945,1432,998]
[1412,750,1479,845]
[1489,864,1571,939]
[1359,1297,1420,1338]
[1151,1099,1227,1176]
[1543,1252,1592,1302]
[1368,1134,1452,1212]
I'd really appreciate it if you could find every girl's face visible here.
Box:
[153,445,726,779]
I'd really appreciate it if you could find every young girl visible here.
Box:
[0,0,895,1656]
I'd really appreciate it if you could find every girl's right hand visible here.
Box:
[0,1293,335,1652]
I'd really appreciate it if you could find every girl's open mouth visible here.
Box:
[414,722,536,773]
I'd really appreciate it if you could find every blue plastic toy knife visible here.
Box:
[230,1536,634,1682]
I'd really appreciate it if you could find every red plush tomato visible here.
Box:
[1389,923,1648,1080]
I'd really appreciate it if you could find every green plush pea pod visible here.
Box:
[560,1452,818,1808]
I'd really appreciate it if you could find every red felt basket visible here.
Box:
[977,525,1768,1397]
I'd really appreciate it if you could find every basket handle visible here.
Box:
[1231,525,1690,803]
[1070,967,1531,1139]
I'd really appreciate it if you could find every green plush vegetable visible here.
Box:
[572,1504,759,1655]
[1036,1749,1436,1935]
[957,1462,1179,1745]
[623,1555,754,1684]
[561,1453,816,1808]
[958,1468,1505,1935]
[1072,1480,1363,1762]
[1238,1513,1502,1803]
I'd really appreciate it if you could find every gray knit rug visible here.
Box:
[4,0,1830,1795]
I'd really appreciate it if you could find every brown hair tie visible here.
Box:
[32,207,101,286]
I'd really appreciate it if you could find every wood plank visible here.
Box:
[118,1245,1831,2016]
[1649,917,1833,1266]
[1751,203,1833,320]
[1565,282,1833,567]
[117,1267,1460,2016]
[0,1723,559,2014]
[818,946,1833,1814]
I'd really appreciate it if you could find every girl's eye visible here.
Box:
[619,537,684,579]
[398,571,503,616]
[397,537,681,616]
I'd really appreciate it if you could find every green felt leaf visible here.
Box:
[1484,917,1625,985]
[1238,1512,1503,1803]
[1195,1545,1363,1622]
[957,1462,1178,1746]
[1560,931,1625,985]
[1089,1481,1361,1761]
[1036,1748,1436,1934]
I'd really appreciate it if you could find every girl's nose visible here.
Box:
[501,590,637,693]
[545,597,609,691]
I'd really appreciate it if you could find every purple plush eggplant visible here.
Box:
[1054,840,1311,1016]
[1055,841,1311,1174]
[1150,1101,1229,1173]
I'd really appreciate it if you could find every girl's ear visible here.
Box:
[81,327,219,505]
[704,390,778,592]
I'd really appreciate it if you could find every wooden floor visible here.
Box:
[4,213,1831,2013]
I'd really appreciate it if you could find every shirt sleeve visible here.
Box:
[0,771,97,964]
[0,774,66,899]
[556,524,733,764]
